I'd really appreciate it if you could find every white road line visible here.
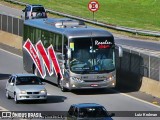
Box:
[0,106,8,111]
[0,48,22,58]
[1,47,160,109]
[110,89,160,109]
[121,93,160,108]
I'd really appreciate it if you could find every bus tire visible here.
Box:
[59,79,67,92]
[33,65,37,75]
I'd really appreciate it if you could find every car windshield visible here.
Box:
[69,37,115,74]
[16,76,42,85]
[79,106,109,118]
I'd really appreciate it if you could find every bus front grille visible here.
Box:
[83,80,104,82]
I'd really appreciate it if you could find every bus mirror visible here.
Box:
[67,48,71,59]
[118,46,123,57]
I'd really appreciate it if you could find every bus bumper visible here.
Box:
[66,79,116,90]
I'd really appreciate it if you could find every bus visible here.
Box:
[22,18,123,92]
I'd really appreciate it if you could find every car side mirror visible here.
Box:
[10,83,14,86]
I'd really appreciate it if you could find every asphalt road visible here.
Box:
[0,46,160,120]
[0,4,160,52]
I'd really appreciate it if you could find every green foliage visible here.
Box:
[19,0,160,31]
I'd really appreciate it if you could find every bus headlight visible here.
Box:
[70,77,83,83]
[106,75,115,81]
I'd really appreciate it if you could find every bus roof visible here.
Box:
[24,18,113,38]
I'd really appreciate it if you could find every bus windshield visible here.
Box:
[69,37,115,74]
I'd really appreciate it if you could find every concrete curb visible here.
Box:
[140,77,160,98]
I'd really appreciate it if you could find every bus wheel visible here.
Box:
[33,66,38,76]
[59,79,67,92]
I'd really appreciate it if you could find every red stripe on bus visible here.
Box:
[23,39,44,78]
[48,46,63,79]
[36,41,52,75]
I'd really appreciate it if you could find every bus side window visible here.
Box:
[58,35,62,52]
[41,30,49,47]
[52,34,56,48]
[55,34,62,52]
[30,26,36,43]
[63,37,68,59]
[55,35,59,51]
[35,28,41,42]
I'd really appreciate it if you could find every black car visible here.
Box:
[67,103,115,120]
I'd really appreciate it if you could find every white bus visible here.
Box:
[22,18,123,92]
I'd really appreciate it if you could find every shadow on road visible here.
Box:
[0,73,10,80]
[71,88,118,95]
[116,49,144,93]
[16,95,67,104]
[47,95,67,103]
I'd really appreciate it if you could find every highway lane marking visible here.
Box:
[110,89,160,109]
[0,48,22,58]
[1,47,160,109]
[0,106,8,111]
[121,93,160,108]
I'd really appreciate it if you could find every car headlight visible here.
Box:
[21,90,27,94]
[40,89,47,94]
[70,77,83,83]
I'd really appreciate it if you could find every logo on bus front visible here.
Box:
[95,40,113,49]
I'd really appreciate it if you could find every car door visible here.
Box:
[9,76,16,98]
[6,76,13,97]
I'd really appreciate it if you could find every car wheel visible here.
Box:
[14,93,19,104]
[59,79,67,92]
[6,90,11,99]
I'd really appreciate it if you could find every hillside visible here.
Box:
[17,0,160,31]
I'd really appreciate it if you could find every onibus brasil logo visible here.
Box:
[23,39,63,79]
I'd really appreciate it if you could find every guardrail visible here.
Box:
[5,0,160,37]
[0,13,23,36]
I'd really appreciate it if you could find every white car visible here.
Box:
[5,73,47,103]
[21,4,47,20]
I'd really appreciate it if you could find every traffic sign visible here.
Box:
[88,0,99,12]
